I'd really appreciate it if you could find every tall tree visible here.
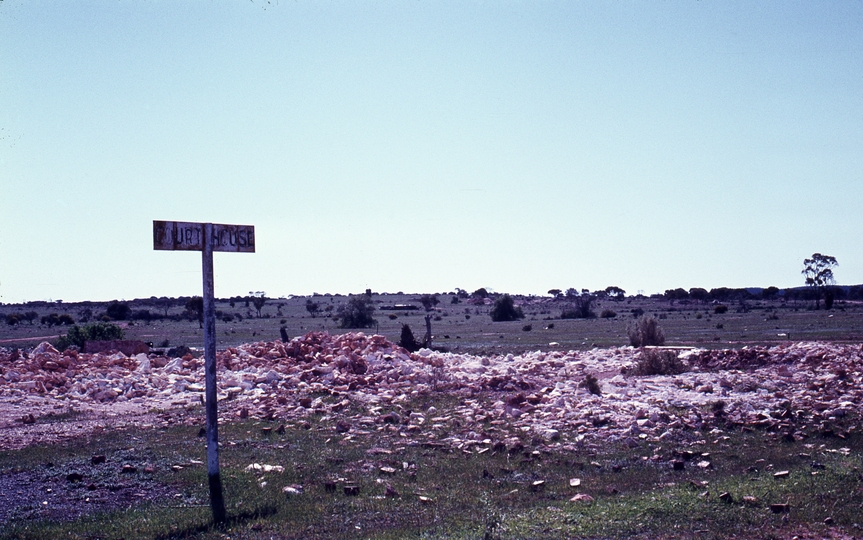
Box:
[802,253,838,310]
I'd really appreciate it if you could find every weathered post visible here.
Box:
[153,220,255,525]
[201,223,226,523]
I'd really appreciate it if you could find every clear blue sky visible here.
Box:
[1,1,861,303]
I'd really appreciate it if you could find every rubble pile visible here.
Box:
[1,334,861,451]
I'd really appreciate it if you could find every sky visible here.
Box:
[1,1,861,304]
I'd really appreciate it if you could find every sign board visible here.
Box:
[153,220,255,253]
[152,220,256,524]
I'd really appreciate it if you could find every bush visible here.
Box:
[714,305,728,314]
[600,309,617,319]
[56,322,125,350]
[42,313,75,326]
[628,315,665,347]
[399,324,420,352]
[522,324,532,332]
[490,294,524,322]
[338,295,376,328]
[105,301,131,321]
[131,309,154,322]
[631,348,687,376]
[582,373,601,395]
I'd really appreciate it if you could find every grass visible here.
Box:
[1,395,861,539]
[3,294,863,353]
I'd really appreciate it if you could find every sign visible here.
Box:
[153,220,255,253]
[152,220,256,524]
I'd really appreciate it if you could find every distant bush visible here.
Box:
[561,293,596,319]
[490,295,524,322]
[131,309,155,322]
[600,309,617,319]
[628,315,665,347]
[338,295,376,328]
[56,322,125,350]
[630,348,687,376]
[522,324,532,332]
[105,301,131,321]
[714,305,728,314]
[41,313,75,326]
[631,308,644,318]
[5,313,20,325]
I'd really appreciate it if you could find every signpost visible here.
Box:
[153,220,255,523]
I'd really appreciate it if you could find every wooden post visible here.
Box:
[152,219,254,526]
[202,223,226,524]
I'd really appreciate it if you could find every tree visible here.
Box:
[547,289,562,297]
[561,292,596,319]
[105,301,131,321]
[605,286,626,301]
[305,299,319,318]
[664,288,689,304]
[802,253,838,310]
[689,288,709,304]
[762,286,780,300]
[185,296,204,327]
[418,294,439,311]
[338,295,376,328]
[416,294,440,347]
[471,288,489,299]
[250,291,267,317]
[490,294,524,322]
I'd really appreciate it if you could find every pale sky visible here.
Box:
[1,1,861,304]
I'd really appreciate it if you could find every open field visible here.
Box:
[2,293,863,353]
[2,294,863,538]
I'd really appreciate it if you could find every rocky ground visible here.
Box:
[1,334,861,534]
[1,334,860,451]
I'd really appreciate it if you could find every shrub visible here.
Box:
[600,309,617,319]
[628,315,665,347]
[399,324,421,352]
[56,322,125,350]
[42,313,75,326]
[631,308,644,318]
[131,309,154,322]
[582,373,601,395]
[631,348,687,376]
[338,295,376,328]
[522,324,532,332]
[5,313,20,325]
[490,294,524,322]
[105,301,131,321]
[714,305,728,314]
